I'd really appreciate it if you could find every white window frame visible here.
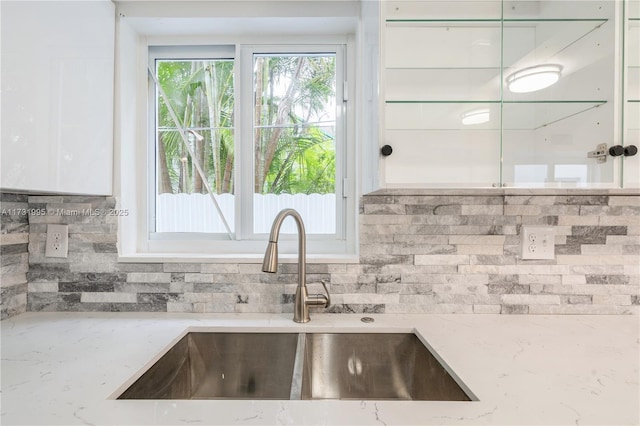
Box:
[147,44,236,241]
[143,37,356,257]
[238,44,347,242]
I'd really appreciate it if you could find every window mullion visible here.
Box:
[335,44,347,240]
[238,45,256,241]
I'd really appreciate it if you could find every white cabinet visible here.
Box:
[1,1,115,195]
[624,0,640,188]
[380,0,633,189]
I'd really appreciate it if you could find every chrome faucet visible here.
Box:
[262,208,330,323]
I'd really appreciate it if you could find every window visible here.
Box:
[150,46,236,235]
[147,43,353,255]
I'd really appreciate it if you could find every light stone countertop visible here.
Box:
[1,312,638,425]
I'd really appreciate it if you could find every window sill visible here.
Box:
[117,253,359,264]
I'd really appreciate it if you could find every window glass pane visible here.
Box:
[155,59,235,233]
[253,54,337,234]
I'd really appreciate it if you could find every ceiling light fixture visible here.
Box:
[506,64,562,93]
[461,108,490,125]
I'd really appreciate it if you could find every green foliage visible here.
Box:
[155,54,336,196]
[264,126,336,195]
[156,60,234,194]
[254,55,337,195]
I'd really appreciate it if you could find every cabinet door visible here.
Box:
[1,1,115,195]
[502,1,618,188]
[624,0,640,187]
[380,0,625,189]
[382,1,503,187]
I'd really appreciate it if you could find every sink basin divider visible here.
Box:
[289,332,306,400]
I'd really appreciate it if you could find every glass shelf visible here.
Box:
[502,19,609,70]
[627,20,639,99]
[384,1,501,21]
[502,101,607,130]
[386,19,501,23]
[386,18,609,72]
[385,0,613,21]
[385,68,500,101]
[385,22,501,69]
[627,101,640,130]
[386,18,608,23]
[385,101,607,131]
[385,17,613,102]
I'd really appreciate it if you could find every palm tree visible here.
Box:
[155,54,335,197]
[254,54,336,195]
[156,59,234,195]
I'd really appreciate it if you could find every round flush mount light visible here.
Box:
[461,108,490,125]
[506,64,562,93]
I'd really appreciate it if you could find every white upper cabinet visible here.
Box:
[1,1,115,195]
[625,0,640,187]
[380,0,638,189]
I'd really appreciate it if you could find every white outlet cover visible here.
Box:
[521,225,555,260]
[45,224,69,258]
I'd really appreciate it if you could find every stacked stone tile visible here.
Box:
[1,193,30,319]
[360,191,639,314]
[7,191,639,315]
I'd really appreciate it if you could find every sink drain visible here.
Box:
[361,317,374,323]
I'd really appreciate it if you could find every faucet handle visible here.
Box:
[320,280,331,307]
[306,280,331,309]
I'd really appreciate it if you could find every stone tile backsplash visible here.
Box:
[1,193,30,319]
[363,193,640,314]
[2,191,638,317]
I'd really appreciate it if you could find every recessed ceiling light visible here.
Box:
[461,108,490,125]
[506,64,562,93]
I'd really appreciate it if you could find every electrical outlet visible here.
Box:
[521,226,555,260]
[45,224,69,258]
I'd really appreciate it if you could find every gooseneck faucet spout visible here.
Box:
[262,208,330,323]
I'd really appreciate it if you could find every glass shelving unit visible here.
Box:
[624,0,639,186]
[381,0,620,188]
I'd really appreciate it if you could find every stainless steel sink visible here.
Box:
[300,333,471,401]
[118,332,299,399]
[117,331,473,401]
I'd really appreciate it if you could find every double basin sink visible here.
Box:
[117,331,473,401]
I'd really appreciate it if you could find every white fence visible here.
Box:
[156,193,336,234]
